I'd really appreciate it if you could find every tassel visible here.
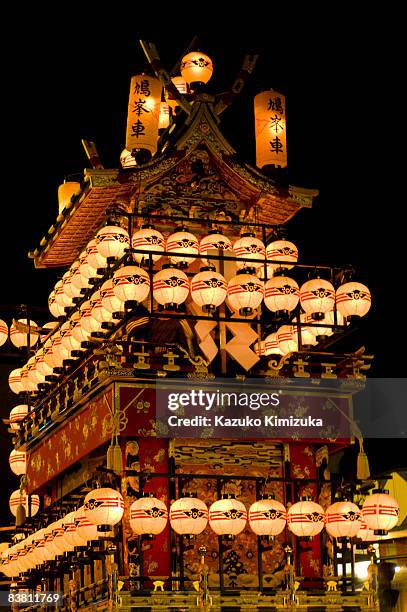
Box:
[107,443,123,475]
[16,504,26,527]
[357,437,370,480]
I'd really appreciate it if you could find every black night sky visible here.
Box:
[0,16,405,527]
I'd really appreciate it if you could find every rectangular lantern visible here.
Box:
[254,90,287,169]
[126,75,163,155]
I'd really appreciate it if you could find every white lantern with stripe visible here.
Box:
[181,51,213,85]
[86,238,108,272]
[129,495,168,535]
[233,232,265,270]
[153,266,189,308]
[0,319,8,346]
[209,495,247,536]
[190,268,227,313]
[54,279,74,309]
[287,499,325,537]
[112,266,150,305]
[249,497,287,536]
[50,518,69,555]
[52,327,71,362]
[276,325,298,354]
[336,282,371,319]
[79,249,98,280]
[42,523,57,561]
[9,450,27,476]
[266,240,298,271]
[40,321,59,343]
[43,336,60,370]
[9,490,40,518]
[96,225,130,259]
[48,289,65,318]
[75,506,99,542]
[60,512,78,551]
[62,265,81,300]
[170,497,209,535]
[27,355,44,386]
[34,348,53,378]
[356,520,379,542]
[166,230,199,266]
[90,291,114,324]
[71,251,93,292]
[60,319,81,354]
[9,319,39,348]
[300,278,335,320]
[227,271,264,316]
[70,310,91,344]
[264,332,284,356]
[325,501,362,538]
[291,320,318,348]
[84,487,125,528]
[79,300,101,334]
[31,529,47,565]
[362,491,399,535]
[9,405,29,430]
[132,226,165,264]
[264,276,299,314]
[9,368,24,394]
[100,279,125,316]
[20,363,38,392]
[199,232,232,264]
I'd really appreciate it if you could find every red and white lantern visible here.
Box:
[60,512,78,552]
[291,320,318,348]
[180,51,214,85]
[362,491,399,534]
[60,320,81,354]
[227,271,264,316]
[336,282,371,319]
[34,348,53,378]
[264,332,284,356]
[233,233,265,270]
[9,319,39,348]
[54,279,74,309]
[70,310,91,344]
[20,363,37,392]
[9,449,27,476]
[84,487,125,527]
[209,495,247,536]
[96,225,130,259]
[153,267,189,308]
[166,230,199,266]
[86,238,108,272]
[100,279,125,316]
[40,321,59,343]
[264,276,299,314]
[27,355,44,386]
[112,266,150,304]
[52,327,71,362]
[9,368,24,394]
[9,490,40,518]
[0,319,8,346]
[79,300,101,334]
[71,251,92,292]
[129,496,168,536]
[190,268,227,313]
[48,289,65,318]
[287,499,325,537]
[75,506,100,542]
[356,520,379,542]
[300,278,335,320]
[43,335,61,370]
[325,501,362,538]
[9,405,29,430]
[276,325,298,354]
[89,291,114,325]
[63,511,87,549]
[199,232,232,264]
[249,497,287,536]
[62,265,81,300]
[169,497,208,535]
[266,240,298,271]
[132,226,165,264]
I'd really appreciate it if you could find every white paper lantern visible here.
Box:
[233,233,265,270]
[34,348,53,378]
[87,238,108,272]
[70,310,91,344]
[96,225,130,259]
[90,291,114,324]
[264,332,284,356]
[170,497,208,535]
[1,548,12,577]
[43,336,60,370]
[336,282,371,319]
[362,491,399,534]
[9,405,29,430]
[325,501,362,538]
[287,499,325,537]
[199,232,232,264]
[40,321,59,343]
[70,257,92,292]
[9,319,39,348]
[190,268,227,313]
[264,276,299,314]
[20,364,38,392]
[48,520,67,556]
[9,490,40,518]
[79,300,101,334]
[9,450,27,476]
[166,230,199,266]
[227,271,264,316]
[266,240,298,271]
[27,355,44,386]
[64,511,87,548]
[31,529,47,565]
[153,267,189,308]
[54,279,73,309]
[9,368,24,394]
[276,325,298,354]
[59,512,77,552]
[356,520,379,542]
[112,266,151,304]
[249,497,287,536]
[75,506,99,542]
[132,226,165,264]
[129,496,168,535]
[48,290,65,318]
[300,278,335,319]
[209,496,247,536]
[100,279,125,316]
[291,320,318,348]
[52,327,71,362]
[180,51,213,85]
[62,265,81,300]
[42,524,57,561]
[0,319,8,346]
[79,249,98,280]
[84,487,125,527]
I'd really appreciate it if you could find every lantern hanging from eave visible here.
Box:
[126,75,162,156]
[264,332,284,356]
[9,450,27,476]
[60,512,78,551]
[9,318,39,348]
[129,495,168,536]
[70,251,93,292]
[233,232,265,270]
[190,268,227,313]
[199,232,232,265]
[266,240,298,271]
[132,225,165,264]
[79,300,102,334]
[70,310,91,344]
[300,278,335,320]
[90,290,114,324]
[48,289,65,318]
[166,230,199,266]
[9,368,24,394]
[86,238,108,272]
[227,270,264,316]
[254,90,287,169]
[79,250,98,280]
[63,262,82,299]
[58,181,80,214]
[209,495,247,536]
[336,282,371,319]
[100,279,125,316]
[112,265,151,305]
[287,499,325,537]
[248,497,287,536]
[264,276,299,315]
[84,487,125,528]
[170,497,209,536]
[75,506,100,542]
[361,491,399,535]
[153,266,189,309]
[325,501,362,538]
[54,279,74,309]
[159,102,170,129]
[9,405,29,430]
[20,364,38,392]
[9,490,40,518]
[96,225,130,260]
[180,51,213,86]
[0,319,8,346]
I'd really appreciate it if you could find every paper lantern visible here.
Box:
[15,542,30,572]
[264,276,299,314]
[129,496,168,535]
[120,149,137,168]
[79,300,102,334]
[39,321,58,343]
[86,238,108,272]
[199,232,232,264]
[302,311,344,340]
[356,520,379,542]
[48,519,67,556]
[159,102,170,129]
[63,511,87,548]
[0,319,8,346]
[9,368,24,394]
[254,340,266,356]
[254,90,287,169]
[166,76,189,110]
[84,487,125,527]
[180,51,213,85]
[9,405,29,430]
[100,279,125,316]
[1,548,12,577]
[31,529,46,565]
[126,74,162,155]
[96,225,130,260]
[132,225,165,264]
[9,490,40,518]
[42,524,57,561]
[153,267,189,308]
[300,278,335,319]
[227,271,264,316]
[166,230,199,266]
[233,233,265,270]
[325,501,362,538]
[43,336,60,370]
[90,291,114,324]
[62,262,82,299]
[75,506,99,542]
[287,499,325,537]
[52,327,71,362]
[70,310,91,344]
[291,319,318,348]
[60,318,82,353]
[9,450,27,476]
[266,240,298,271]
[336,282,371,319]
[9,318,39,348]
[190,268,227,313]
[20,364,38,392]
[54,278,74,309]
[58,181,80,214]
[362,491,399,534]
[169,497,209,535]
[112,265,150,304]
[48,289,65,318]
[248,497,287,536]
[264,332,284,356]
[209,495,247,536]
[27,354,43,386]
[70,259,91,292]
[79,250,98,280]
[34,348,53,378]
